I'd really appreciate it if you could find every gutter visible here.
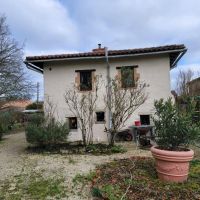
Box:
[105,47,112,131]
[24,61,43,74]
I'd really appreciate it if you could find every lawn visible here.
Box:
[81,157,200,200]
[0,172,67,200]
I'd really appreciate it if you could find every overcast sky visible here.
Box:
[0,0,200,100]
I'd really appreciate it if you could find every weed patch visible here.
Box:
[80,157,200,200]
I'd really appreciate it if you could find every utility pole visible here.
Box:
[36,82,39,109]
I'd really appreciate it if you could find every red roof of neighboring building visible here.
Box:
[0,100,32,110]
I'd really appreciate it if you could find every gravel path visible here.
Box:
[0,132,27,181]
[0,132,151,199]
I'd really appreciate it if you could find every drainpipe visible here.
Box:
[105,47,112,131]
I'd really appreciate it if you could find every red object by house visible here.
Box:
[135,121,141,126]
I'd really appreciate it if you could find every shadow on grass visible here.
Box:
[26,143,127,155]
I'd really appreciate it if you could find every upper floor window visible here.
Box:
[75,69,96,91]
[80,71,92,91]
[116,66,138,89]
[121,66,135,88]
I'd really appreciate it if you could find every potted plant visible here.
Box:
[151,98,199,183]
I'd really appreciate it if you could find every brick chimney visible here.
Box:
[92,43,105,52]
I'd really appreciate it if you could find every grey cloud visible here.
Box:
[0,0,79,54]
[69,0,200,64]
[1,0,200,96]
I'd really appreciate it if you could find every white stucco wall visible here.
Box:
[43,54,172,142]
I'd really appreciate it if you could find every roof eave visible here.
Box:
[24,61,43,74]
[170,48,187,69]
[25,48,186,73]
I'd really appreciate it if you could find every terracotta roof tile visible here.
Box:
[0,100,32,109]
[26,44,186,61]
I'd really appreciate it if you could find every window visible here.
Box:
[80,71,92,91]
[140,115,150,125]
[75,69,96,91]
[96,112,105,122]
[68,117,77,129]
[121,66,135,88]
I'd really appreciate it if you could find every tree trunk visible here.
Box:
[109,131,116,146]
[82,130,87,146]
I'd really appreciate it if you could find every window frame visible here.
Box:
[75,69,96,92]
[68,117,78,130]
[140,115,150,125]
[95,111,105,124]
[116,65,138,89]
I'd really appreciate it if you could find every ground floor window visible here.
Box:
[140,115,150,125]
[68,117,78,129]
[96,111,105,123]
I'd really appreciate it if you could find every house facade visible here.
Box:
[25,44,186,142]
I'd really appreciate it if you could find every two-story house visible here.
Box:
[25,44,186,142]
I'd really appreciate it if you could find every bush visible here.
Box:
[0,124,3,140]
[26,102,43,110]
[25,114,69,146]
[153,98,200,150]
[0,111,14,133]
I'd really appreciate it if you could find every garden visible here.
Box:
[81,157,200,200]
[72,97,200,200]
[0,77,199,199]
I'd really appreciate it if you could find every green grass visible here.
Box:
[73,171,97,185]
[0,173,67,200]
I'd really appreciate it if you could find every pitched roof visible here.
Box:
[25,44,187,73]
[0,100,32,110]
[188,77,200,85]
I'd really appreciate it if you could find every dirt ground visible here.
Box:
[0,132,152,199]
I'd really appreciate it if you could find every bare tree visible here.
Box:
[104,78,148,146]
[175,69,194,97]
[64,75,101,146]
[0,15,34,100]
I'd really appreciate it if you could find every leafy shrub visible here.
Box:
[153,98,200,150]
[0,124,3,140]
[27,114,44,126]
[26,102,43,110]
[25,114,69,146]
[0,111,14,133]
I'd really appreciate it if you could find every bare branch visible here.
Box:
[0,15,34,100]
[64,75,101,146]
[104,77,148,146]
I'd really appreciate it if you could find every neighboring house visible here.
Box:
[0,100,32,112]
[188,77,200,122]
[188,77,200,96]
[25,44,186,142]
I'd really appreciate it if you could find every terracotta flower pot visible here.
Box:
[150,146,194,183]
